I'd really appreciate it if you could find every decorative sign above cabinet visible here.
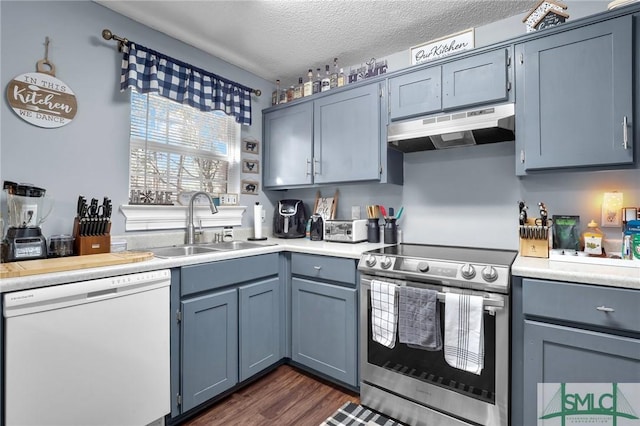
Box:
[410,28,475,65]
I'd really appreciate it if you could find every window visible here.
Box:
[129,90,240,201]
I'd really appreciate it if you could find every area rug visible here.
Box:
[320,401,404,426]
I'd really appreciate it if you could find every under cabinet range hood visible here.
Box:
[388,103,515,152]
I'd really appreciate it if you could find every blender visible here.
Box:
[3,181,53,261]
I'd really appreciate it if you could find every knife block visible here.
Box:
[72,218,111,256]
[519,219,550,258]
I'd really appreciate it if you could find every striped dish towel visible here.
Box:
[444,293,484,375]
[370,280,398,348]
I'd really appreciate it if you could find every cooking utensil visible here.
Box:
[379,205,388,220]
[396,207,404,220]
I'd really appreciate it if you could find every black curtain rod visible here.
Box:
[101,29,262,96]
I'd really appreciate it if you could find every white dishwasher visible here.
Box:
[4,269,171,426]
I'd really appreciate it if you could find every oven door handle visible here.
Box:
[361,277,505,311]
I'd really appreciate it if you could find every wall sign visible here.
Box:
[6,72,77,128]
[410,28,475,65]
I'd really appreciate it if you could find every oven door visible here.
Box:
[359,276,509,426]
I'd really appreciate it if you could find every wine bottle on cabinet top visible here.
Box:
[294,77,304,99]
[330,58,338,89]
[303,69,313,97]
[321,64,331,92]
[312,68,322,94]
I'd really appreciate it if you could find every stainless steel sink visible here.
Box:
[149,245,222,258]
[149,241,275,258]
[203,241,273,250]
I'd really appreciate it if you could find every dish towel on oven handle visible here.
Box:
[370,280,398,348]
[444,292,484,375]
[398,286,442,351]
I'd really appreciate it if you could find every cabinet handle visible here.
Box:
[313,266,322,270]
[596,305,615,313]
[306,158,311,176]
[622,116,628,149]
[314,158,320,175]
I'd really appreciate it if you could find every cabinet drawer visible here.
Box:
[291,253,356,286]
[523,278,640,333]
[181,254,279,296]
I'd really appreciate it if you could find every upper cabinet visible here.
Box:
[388,67,441,121]
[515,15,634,175]
[263,81,403,189]
[442,47,511,110]
[263,102,313,188]
[388,47,512,122]
[313,84,382,184]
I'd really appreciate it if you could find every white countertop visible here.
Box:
[513,255,640,290]
[0,238,389,294]
[4,240,639,294]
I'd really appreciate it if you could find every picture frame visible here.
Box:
[242,138,260,155]
[242,159,260,174]
[219,193,239,206]
[241,180,259,195]
[313,189,339,221]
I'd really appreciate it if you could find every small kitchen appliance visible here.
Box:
[309,214,324,241]
[273,199,307,238]
[3,181,53,261]
[324,219,367,243]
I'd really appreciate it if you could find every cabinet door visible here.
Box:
[515,16,633,174]
[291,277,358,387]
[181,289,238,412]
[442,47,510,110]
[239,277,282,382]
[522,320,640,425]
[313,84,381,184]
[388,67,442,121]
[263,102,313,188]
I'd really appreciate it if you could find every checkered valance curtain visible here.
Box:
[120,42,253,125]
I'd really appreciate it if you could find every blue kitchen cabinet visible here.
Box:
[239,277,281,381]
[515,15,634,175]
[171,254,282,417]
[313,83,382,184]
[181,288,238,413]
[442,47,511,110]
[290,253,358,388]
[263,81,402,189]
[263,102,313,188]
[388,47,511,122]
[388,66,442,121]
[511,277,640,426]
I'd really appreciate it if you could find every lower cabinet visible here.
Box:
[172,254,282,416]
[290,253,358,388]
[181,289,238,412]
[512,277,640,426]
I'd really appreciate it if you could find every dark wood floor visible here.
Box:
[182,365,360,426]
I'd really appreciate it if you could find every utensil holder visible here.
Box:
[367,219,380,243]
[384,219,397,244]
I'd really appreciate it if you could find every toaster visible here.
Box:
[323,219,368,243]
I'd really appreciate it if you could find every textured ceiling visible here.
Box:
[96,1,533,86]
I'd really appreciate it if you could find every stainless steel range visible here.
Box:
[358,244,517,426]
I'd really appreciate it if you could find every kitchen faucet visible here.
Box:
[187,191,218,244]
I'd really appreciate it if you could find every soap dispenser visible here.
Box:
[583,220,604,256]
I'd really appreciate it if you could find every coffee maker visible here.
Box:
[3,181,52,261]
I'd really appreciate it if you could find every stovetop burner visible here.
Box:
[359,243,518,293]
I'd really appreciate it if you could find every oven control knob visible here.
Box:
[364,255,377,267]
[460,264,476,279]
[380,256,393,269]
[482,266,498,283]
[417,262,429,273]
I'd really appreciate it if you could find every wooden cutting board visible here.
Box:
[0,251,154,279]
